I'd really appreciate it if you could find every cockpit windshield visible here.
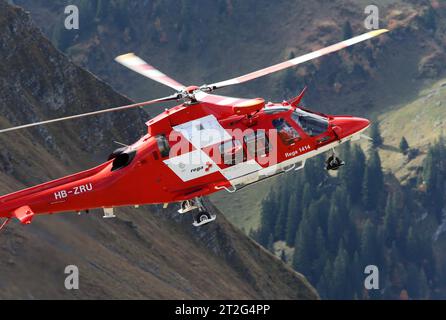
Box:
[292,109,328,137]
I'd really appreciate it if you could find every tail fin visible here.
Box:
[288,86,307,108]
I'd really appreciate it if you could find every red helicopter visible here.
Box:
[0,29,388,230]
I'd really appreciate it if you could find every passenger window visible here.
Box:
[272,118,301,146]
[219,139,243,166]
[156,135,170,158]
[244,130,269,157]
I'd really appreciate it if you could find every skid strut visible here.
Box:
[178,197,216,227]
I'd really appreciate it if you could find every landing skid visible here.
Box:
[178,197,216,227]
[192,212,217,227]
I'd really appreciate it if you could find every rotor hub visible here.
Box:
[185,86,199,94]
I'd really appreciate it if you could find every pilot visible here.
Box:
[273,118,298,145]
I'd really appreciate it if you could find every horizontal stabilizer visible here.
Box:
[13,205,34,225]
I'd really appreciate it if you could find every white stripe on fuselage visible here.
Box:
[167,115,263,183]
[163,149,220,182]
[173,115,232,149]
[220,159,262,181]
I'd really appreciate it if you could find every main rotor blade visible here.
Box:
[207,29,389,90]
[115,53,186,92]
[0,94,179,134]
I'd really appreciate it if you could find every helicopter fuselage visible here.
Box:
[0,93,369,225]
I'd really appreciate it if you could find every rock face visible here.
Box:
[0,1,318,299]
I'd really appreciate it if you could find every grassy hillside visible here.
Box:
[378,78,446,183]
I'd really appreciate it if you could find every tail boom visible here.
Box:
[0,161,116,224]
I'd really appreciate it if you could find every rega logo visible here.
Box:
[191,166,204,173]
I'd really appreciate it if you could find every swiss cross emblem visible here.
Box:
[205,162,213,172]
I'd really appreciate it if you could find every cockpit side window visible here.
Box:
[292,109,328,137]
[264,107,290,114]
[156,134,170,158]
[272,118,301,146]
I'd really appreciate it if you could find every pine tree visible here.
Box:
[375,226,386,269]
[350,251,362,297]
[303,156,326,194]
[342,21,353,40]
[421,6,437,31]
[300,183,312,212]
[406,263,420,299]
[339,145,365,203]
[79,0,96,29]
[178,0,192,50]
[338,143,353,186]
[178,27,190,51]
[331,243,351,299]
[258,190,277,246]
[293,210,316,277]
[313,227,328,277]
[317,260,333,299]
[332,185,351,220]
[274,185,289,240]
[314,195,330,234]
[285,192,300,246]
[96,0,108,19]
[267,233,275,253]
[282,51,297,95]
[418,268,430,299]
[218,0,229,16]
[405,227,421,262]
[362,149,384,211]
[280,249,287,263]
[360,220,378,266]
[399,136,409,155]
[316,272,330,299]
[370,122,383,148]
[51,22,74,51]
[327,198,342,254]
[383,194,398,246]
[352,145,366,201]
[422,138,446,221]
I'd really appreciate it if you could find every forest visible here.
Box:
[253,131,446,299]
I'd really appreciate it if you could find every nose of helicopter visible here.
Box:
[331,116,370,139]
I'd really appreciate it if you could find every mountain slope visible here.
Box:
[12,0,420,109]
[0,1,318,299]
